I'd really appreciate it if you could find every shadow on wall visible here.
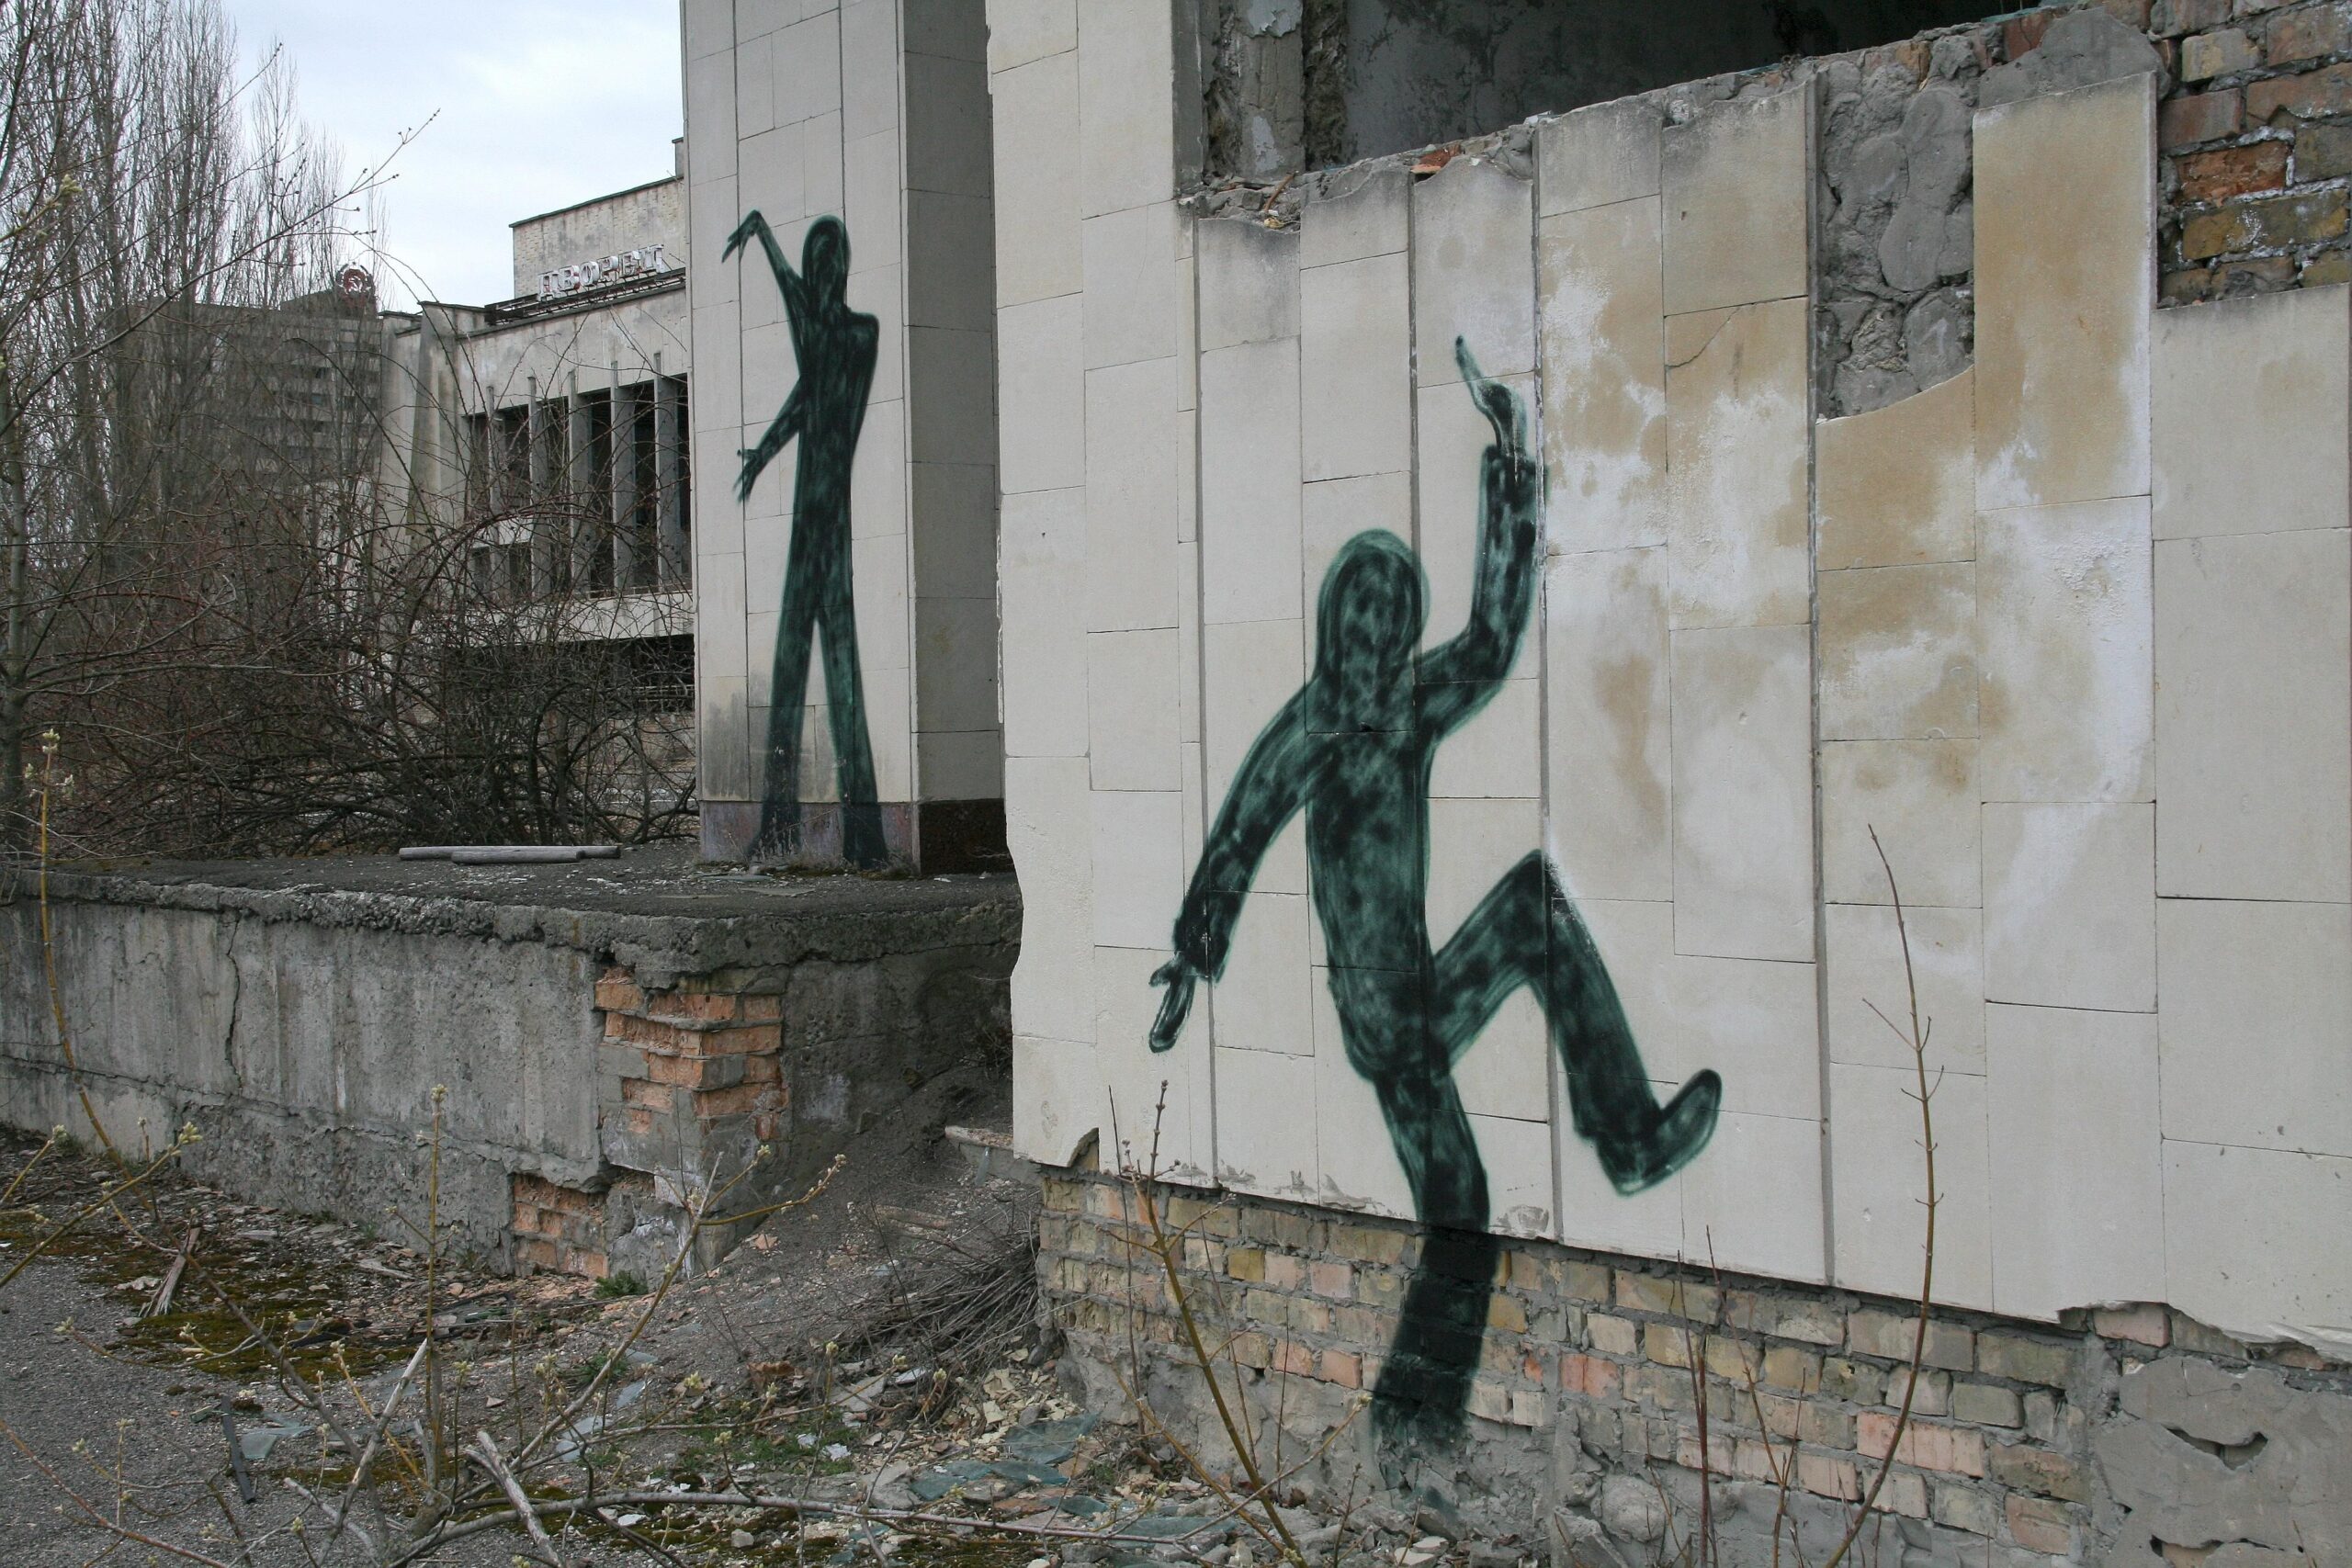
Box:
[726,211,888,869]
[1148,342,1723,1483]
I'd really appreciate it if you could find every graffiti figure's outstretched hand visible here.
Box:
[1456,334,1535,513]
[723,210,781,270]
[724,209,811,328]
[1456,336,1523,455]
[1147,959,1198,1054]
[1419,337,1539,711]
[737,384,806,502]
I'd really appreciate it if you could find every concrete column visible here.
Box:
[567,379,597,592]
[655,375,687,589]
[527,378,558,597]
[611,377,640,593]
[688,0,1000,870]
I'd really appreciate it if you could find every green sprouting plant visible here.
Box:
[594,1269,650,1299]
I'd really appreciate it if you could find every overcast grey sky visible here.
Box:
[228,1,683,309]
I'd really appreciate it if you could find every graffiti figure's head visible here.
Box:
[803,216,850,305]
[1311,530,1425,730]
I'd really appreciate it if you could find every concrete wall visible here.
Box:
[684,0,1004,872]
[460,291,690,419]
[995,0,2352,1406]
[0,880,602,1261]
[0,857,1018,1274]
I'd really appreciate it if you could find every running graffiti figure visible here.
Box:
[1148,341,1723,1473]
[725,211,886,868]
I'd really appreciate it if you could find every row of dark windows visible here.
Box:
[463,376,692,603]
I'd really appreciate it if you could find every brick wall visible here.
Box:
[594,967,789,1149]
[503,966,797,1281]
[1037,1170,2352,1562]
[502,931,1016,1283]
[511,1172,610,1280]
[2140,0,2352,298]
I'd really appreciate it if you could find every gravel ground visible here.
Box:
[0,1122,1506,1568]
[0,1073,1109,1568]
[0,1251,608,1566]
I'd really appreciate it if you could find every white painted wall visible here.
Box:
[684,0,1001,863]
[990,14,2352,1359]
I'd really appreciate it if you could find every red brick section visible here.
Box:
[2148,0,2352,299]
[596,965,788,1143]
[506,965,795,1282]
[1034,1171,2345,1554]
[512,1173,608,1280]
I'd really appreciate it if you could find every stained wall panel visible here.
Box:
[976,28,2347,1362]
[1974,75,2154,513]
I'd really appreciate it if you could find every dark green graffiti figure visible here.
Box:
[1149,341,1722,1476]
[725,212,886,868]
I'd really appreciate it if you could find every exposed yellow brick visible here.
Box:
[1617,1271,1720,1322]
[1762,1345,1821,1393]
[1975,1330,2072,1386]
[1704,1336,1759,1382]
[1799,1452,1860,1501]
[1588,1314,1641,1357]
[1559,1259,1612,1302]
[1643,1322,1695,1370]
[1858,1413,1986,1476]
[1328,1223,1411,1266]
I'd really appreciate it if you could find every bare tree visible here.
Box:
[0,0,696,859]
[0,0,369,850]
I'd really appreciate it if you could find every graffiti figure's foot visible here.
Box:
[840,802,889,871]
[746,810,803,865]
[1597,1069,1723,1196]
[1370,1386,1464,1492]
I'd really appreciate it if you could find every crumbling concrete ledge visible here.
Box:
[0,847,1017,1280]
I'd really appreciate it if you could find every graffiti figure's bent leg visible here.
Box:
[1363,1059,1499,1479]
[1431,852,1722,1194]
[750,553,825,861]
[812,551,885,868]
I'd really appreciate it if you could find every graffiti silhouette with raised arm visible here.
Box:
[1150,340,1723,1479]
[725,210,886,868]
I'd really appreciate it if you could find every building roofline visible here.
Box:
[466,269,686,333]
[508,173,683,230]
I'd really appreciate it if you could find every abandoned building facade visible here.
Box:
[6,0,2352,1561]
[373,156,701,790]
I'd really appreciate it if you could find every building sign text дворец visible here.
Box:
[537,244,670,302]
